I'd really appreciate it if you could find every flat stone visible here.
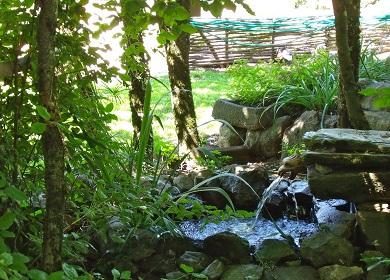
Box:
[357,209,390,256]
[303,129,390,153]
[212,99,273,130]
[308,167,390,203]
[301,230,355,268]
[178,251,212,272]
[263,266,319,280]
[221,264,263,280]
[255,239,298,264]
[201,259,225,280]
[203,232,251,264]
[303,151,390,170]
[318,265,364,280]
[206,146,260,164]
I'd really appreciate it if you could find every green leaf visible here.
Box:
[111,269,120,280]
[47,271,64,280]
[105,103,114,112]
[0,231,15,239]
[36,106,51,121]
[180,23,198,34]
[120,271,131,280]
[0,269,8,280]
[11,253,29,274]
[192,273,208,279]
[0,212,16,231]
[0,253,13,267]
[62,263,78,278]
[0,238,8,253]
[179,263,194,273]
[28,269,48,280]
[4,186,27,202]
[31,122,47,134]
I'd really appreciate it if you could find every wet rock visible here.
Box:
[157,234,196,257]
[263,266,319,280]
[245,116,293,158]
[361,250,389,280]
[316,201,356,240]
[118,229,158,262]
[301,231,355,267]
[221,264,263,280]
[212,99,273,130]
[287,180,314,220]
[218,123,246,147]
[178,251,212,272]
[138,253,177,276]
[255,239,297,264]
[318,265,364,280]
[219,163,269,210]
[203,232,251,264]
[194,169,227,209]
[303,129,390,153]
[357,209,390,255]
[201,259,225,280]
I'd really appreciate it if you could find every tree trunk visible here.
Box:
[165,0,200,157]
[332,0,370,130]
[346,0,361,83]
[37,0,65,272]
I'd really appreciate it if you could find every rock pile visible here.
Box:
[303,128,390,255]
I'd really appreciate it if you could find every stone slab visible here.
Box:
[303,151,390,170]
[308,168,390,203]
[212,99,272,130]
[303,129,390,153]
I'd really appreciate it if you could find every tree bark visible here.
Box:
[37,0,65,272]
[332,0,370,129]
[165,0,200,157]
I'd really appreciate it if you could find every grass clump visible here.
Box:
[226,51,339,115]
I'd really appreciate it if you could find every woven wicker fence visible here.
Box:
[189,15,390,68]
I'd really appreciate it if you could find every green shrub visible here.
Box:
[360,49,390,82]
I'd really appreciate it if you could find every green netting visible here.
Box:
[191,14,390,34]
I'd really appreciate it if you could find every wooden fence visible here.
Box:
[189,16,390,68]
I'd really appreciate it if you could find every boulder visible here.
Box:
[364,110,390,131]
[206,146,259,164]
[212,99,273,130]
[287,180,314,220]
[201,259,225,280]
[316,201,356,240]
[219,163,269,210]
[245,116,293,158]
[203,232,252,264]
[318,265,364,280]
[178,251,212,272]
[173,173,195,192]
[254,239,298,264]
[282,111,337,156]
[357,208,390,256]
[301,230,355,267]
[308,167,390,203]
[303,129,390,153]
[218,124,246,147]
[263,266,319,280]
[221,264,263,280]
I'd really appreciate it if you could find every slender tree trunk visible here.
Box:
[165,0,200,157]
[332,0,370,129]
[346,0,361,83]
[37,0,65,272]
